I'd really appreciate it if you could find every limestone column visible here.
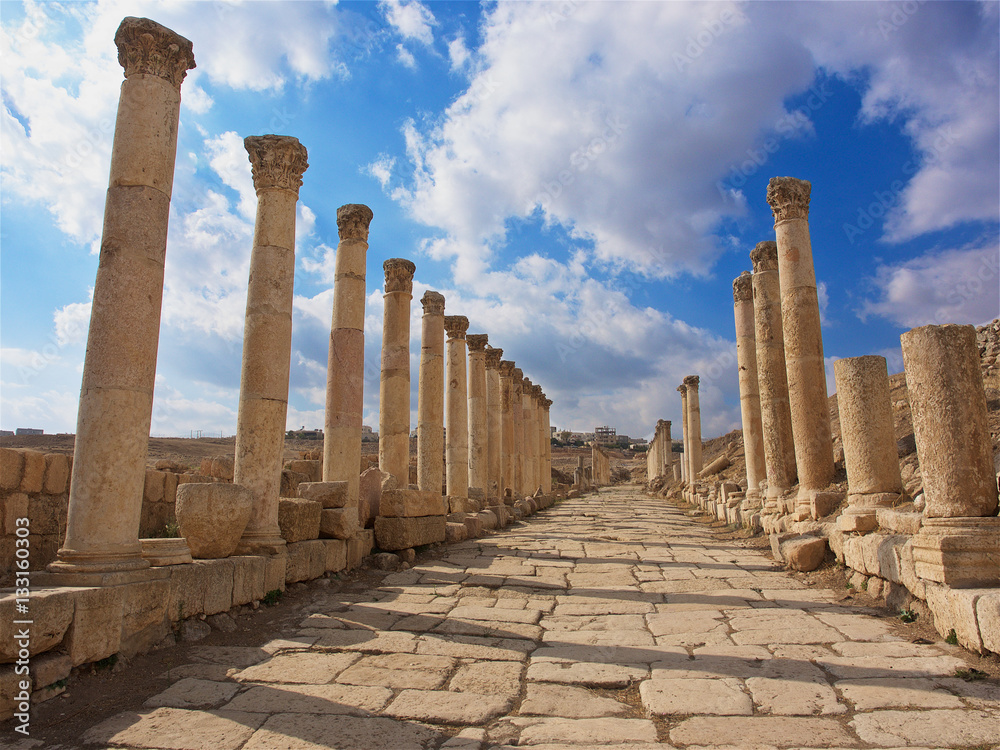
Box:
[323,204,374,510]
[733,272,767,507]
[50,18,196,580]
[834,355,903,532]
[532,385,545,492]
[535,388,548,493]
[378,258,416,486]
[766,177,834,493]
[467,334,489,496]
[512,368,525,496]
[684,376,703,484]
[417,291,445,494]
[485,347,504,501]
[522,377,537,494]
[540,396,553,493]
[902,325,1000,587]
[677,384,689,487]
[445,316,470,497]
[499,360,516,499]
[752,241,797,514]
[658,420,672,480]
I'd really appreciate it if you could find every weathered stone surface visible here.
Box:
[449,660,523,697]
[358,466,393,528]
[83,708,265,750]
[176,483,252,558]
[242,713,444,750]
[337,653,454,690]
[835,678,963,710]
[0,587,75,660]
[324,538,348,572]
[375,515,446,550]
[445,522,469,542]
[298,480,349,508]
[144,677,240,709]
[284,539,325,583]
[975,590,1000,654]
[66,585,124,666]
[851,709,1000,747]
[380,488,448,517]
[384,688,512,725]
[277,497,322,543]
[745,676,844,715]
[671,715,853,747]
[320,507,358,539]
[780,535,826,572]
[641,677,752,716]
[526,660,646,687]
[517,718,658,746]
[224,683,392,715]
[233,652,360,684]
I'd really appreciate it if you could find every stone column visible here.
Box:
[231,135,309,555]
[752,241,797,514]
[417,291,445,494]
[467,334,489,496]
[445,316,470,498]
[733,272,767,507]
[677,384,689,487]
[378,258,416,486]
[485,347,504,501]
[522,378,538,494]
[323,204,374,510]
[512,368,525,496]
[834,355,903,532]
[499,360,516,499]
[535,388,548,493]
[658,420,672,480]
[683,376,703,486]
[767,177,834,494]
[50,18,196,581]
[902,324,1000,587]
[540,396,553,493]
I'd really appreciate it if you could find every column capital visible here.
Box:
[337,204,373,242]
[499,360,515,378]
[683,375,700,390]
[677,383,687,395]
[115,17,195,90]
[244,135,309,194]
[467,333,489,352]
[532,384,543,399]
[485,347,503,369]
[541,398,552,409]
[421,290,445,315]
[766,176,811,223]
[444,315,469,339]
[522,377,533,394]
[750,240,778,272]
[383,258,416,294]
[733,271,753,302]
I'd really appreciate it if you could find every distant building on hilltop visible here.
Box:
[594,426,616,445]
[16,428,43,436]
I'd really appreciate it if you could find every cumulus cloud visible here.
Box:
[396,43,417,69]
[365,154,396,190]
[53,289,93,347]
[447,35,470,71]
[379,0,436,46]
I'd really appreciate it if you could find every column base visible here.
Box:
[234,531,288,556]
[43,547,164,587]
[912,516,1000,588]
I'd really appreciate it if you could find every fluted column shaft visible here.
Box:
[684,376,703,483]
[485,348,503,500]
[53,18,196,577]
[522,379,537,494]
[379,259,416,486]
[734,272,766,504]
[541,398,552,493]
[417,291,445,493]
[512,369,524,496]
[445,316,470,497]
[678,385,689,486]
[467,334,489,495]
[499,361,516,498]
[323,204,374,510]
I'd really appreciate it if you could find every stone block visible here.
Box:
[143,469,165,503]
[929,586,995,654]
[120,578,171,657]
[198,559,235,615]
[810,491,842,519]
[66,585,124,666]
[0,665,29,721]
[861,534,886,577]
[18,450,45,494]
[347,530,374,569]
[169,563,207,620]
[278,498,322,543]
[875,535,909,584]
[299,481,349,508]
[898,540,926,600]
[31,651,71,690]
[781,536,827,572]
[323,539,347,573]
[264,553,287,593]
[912,517,1000,587]
[478,509,498,530]
[975,591,1000,654]
[210,455,235,481]
[281,470,309,497]
[163,472,178,504]
[284,459,321,483]
[876,506,922,534]
[0,587,75,661]
[380,489,448,518]
[448,495,481,514]
[769,532,796,562]
[1,492,28,535]
[0,449,24,491]
[285,540,326,583]
[176,483,252,559]
[375,516,445,551]
[43,454,70,495]
[445,522,468,543]
[231,555,267,605]
[843,535,865,573]
[320,508,358,540]
[359,467,392,528]
[459,513,482,538]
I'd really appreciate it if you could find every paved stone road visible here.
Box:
[83,488,999,749]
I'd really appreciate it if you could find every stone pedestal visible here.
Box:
[499,361,516,498]
[417,291,445,494]
[485,347,503,500]
[835,355,903,532]
[902,324,1000,587]
[323,204,374,510]
[445,316,470,497]
[231,135,309,556]
[733,272,766,508]
[467,334,489,496]
[751,240,797,514]
[50,18,195,580]
[683,376,703,492]
[379,259,416,486]
[766,177,834,496]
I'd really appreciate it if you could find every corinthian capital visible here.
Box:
[733,271,753,303]
[750,241,778,273]
[683,375,700,390]
[115,17,195,90]
[444,315,469,339]
[485,347,503,369]
[421,290,445,315]
[499,360,515,378]
[467,334,489,352]
[383,258,416,294]
[244,135,309,194]
[337,204,373,242]
[677,384,687,395]
[766,176,811,223]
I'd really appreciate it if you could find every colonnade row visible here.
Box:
[46,17,553,583]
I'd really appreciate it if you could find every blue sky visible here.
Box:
[2,0,998,441]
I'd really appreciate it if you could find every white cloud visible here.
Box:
[365,154,396,189]
[379,0,436,46]
[396,43,417,69]
[859,242,1000,329]
[205,131,257,221]
[447,35,470,71]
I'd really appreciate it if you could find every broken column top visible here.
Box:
[244,135,309,193]
[337,204,373,240]
[522,377,533,390]
[115,17,196,88]
[444,315,469,338]
[750,240,778,272]
[421,290,445,315]
[467,334,489,351]
[683,375,700,389]
[512,367,523,381]
[677,383,687,394]
[766,176,811,223]
[485,347,503,368]
[383,258,416,293]
[733,271,753,302]
[499,360,515,377]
